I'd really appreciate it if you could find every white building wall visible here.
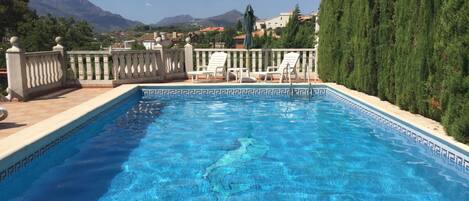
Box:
[142,41,155,50]
[256,12,293,30]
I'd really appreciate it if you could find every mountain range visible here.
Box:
[154,10,243,27]
[28,0,141,32]
[28,0,244,32]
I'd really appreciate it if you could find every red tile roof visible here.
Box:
[199,27,225,32]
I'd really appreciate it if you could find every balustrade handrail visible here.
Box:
[25,51,61,56]
[193,48,315,51]
[67,50,110,55]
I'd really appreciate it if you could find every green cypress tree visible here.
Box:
[377,0,396,102]
[282,5,301,48]
[318,0,469,143]
[437,0,469,143]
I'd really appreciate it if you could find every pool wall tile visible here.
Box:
[325,87,469,172]
[0,85,140,183]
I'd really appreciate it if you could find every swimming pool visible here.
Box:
[0,85,468,200]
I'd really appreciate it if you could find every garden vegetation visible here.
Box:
[318,0,469,143]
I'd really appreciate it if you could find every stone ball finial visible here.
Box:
[55,36,62,45]
[10,36,18,46]
[185,37,191,44]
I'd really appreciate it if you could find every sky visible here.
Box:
[89,0,321,24]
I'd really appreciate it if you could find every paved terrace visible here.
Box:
[0,88,110,138]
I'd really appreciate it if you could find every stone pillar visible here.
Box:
[53,36,66,85]
[5,37,28,101]
[184,37,194,73]
[154,37,166,77]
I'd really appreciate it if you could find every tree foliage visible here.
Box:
[1,0,99,63]
[318,0,469,143]
[193,27,237,48]
[131,42,146,50]
[281,5,316,48]
[0,0,99,93]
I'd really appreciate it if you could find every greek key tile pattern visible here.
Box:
[0,126,78,183]
[326,89,469,172]
[0,95,130,183]
[142,88,328,97]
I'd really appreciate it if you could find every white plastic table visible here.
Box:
[227,67,251,83]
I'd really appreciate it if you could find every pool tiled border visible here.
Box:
[325,87,469,172]
[0,83,468,183]
[141,87,327,97]
[0,85,140,182]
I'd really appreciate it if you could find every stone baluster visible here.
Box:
[5,37,28,101]
[125,53,132,79]
[94,55,101,80]
[103,51,110,80]
[112,49,120,80]
[69,55,76,79]
[78,55,84,80]
[258,50,263,72]
[144,52,150,76]
[151,51,158,76]
[251,51,256,72]
[201,50,207,66]
[85,55,92,80]
[138,52,144,77]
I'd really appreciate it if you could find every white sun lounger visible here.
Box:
[187,52,227,82]
[258,52,300,83]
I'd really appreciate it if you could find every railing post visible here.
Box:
[184,37,194,73]
[52,36,66,85]
[154,37,166,78]
[5,37,28,101]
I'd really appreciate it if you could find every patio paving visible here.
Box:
[0,88,111,139]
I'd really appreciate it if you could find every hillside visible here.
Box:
[29,0,141,32]
[155,10,243,27]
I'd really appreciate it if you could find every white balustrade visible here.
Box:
[192,48,316,77]
[67,51,111,81]
[24,51,63,89]
[5,36,318,101]
[66,48,185,85]
[5,36,68,100]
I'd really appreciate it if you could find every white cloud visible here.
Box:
[145,2,152,7]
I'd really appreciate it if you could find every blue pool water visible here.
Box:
[1,89,468,200]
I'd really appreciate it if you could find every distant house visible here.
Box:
[137,33,158,50]
[136,32,175,50]
[255,11,317,30]
[123,40,135,49]
[199,27,225,33]
[255,12,292,30]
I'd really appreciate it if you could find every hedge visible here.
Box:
[318,0,469,143]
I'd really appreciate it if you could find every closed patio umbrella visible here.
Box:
[243,5,255,49]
